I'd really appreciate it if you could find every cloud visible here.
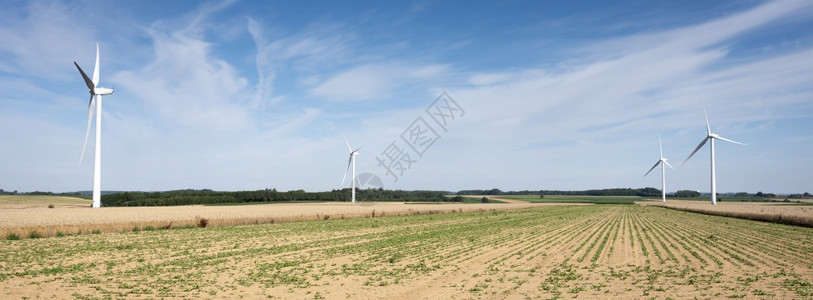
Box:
[0,1,94,80]
[247,17,275,109]
[585,0,813,56]
[112,26,251,131]
[468,72,514,86]
[310,63,450,101]
[453,0,813,139]
[310,64,398,101]
[249,18,357,71]
[377,0,813,192]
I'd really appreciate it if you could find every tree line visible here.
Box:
[4,187,808,207]
[0,189,85,197]
[455,188,804,199]
[457,188,663,197]
[100,188,452,206]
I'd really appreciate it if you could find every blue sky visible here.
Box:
[1,0,812,194]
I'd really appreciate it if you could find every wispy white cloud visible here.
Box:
[247,17,275,109]
[584,0,813,57]
[251,20,357,71]
[386,0,813,192]
[112,25,251,131]
[0,1,94,79]
[310,63,450,101]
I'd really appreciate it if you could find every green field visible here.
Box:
[1,205,810,299]
[498,194,642,204]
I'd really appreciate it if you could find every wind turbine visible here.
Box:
[75,43,114,208]
[645,135,676,202]
[681,103,745,205]
[342,137,361,203]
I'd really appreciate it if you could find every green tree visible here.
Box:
[675,190,700,198]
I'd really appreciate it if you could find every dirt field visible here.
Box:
[1,205,810,299]
[639,200,813,227]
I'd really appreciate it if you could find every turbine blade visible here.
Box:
[353,145,363,153]
[644,161,661,176]
[341,155,352,184]
[74,62,95,91]
[715,135,746,146]
[92,43,100,86]
[344,136,352,152]
[701,98,712,135]
[664,160,676,171]
[79,95,96,164]
[658,135,663,159]
[681,138,708,167]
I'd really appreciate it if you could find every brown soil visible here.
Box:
[1,205,810,299]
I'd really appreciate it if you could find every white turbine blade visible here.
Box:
[92,43,100,86]
[341,155,352,184]
[663,160,676,171]
[74,62,95,92]
[344,136,352,153]
[715,135,746,146]
[658,135,663,159]
[681,138,708,167]
[701,99,712,135]
[644,160,661,177]
[353,145,362,153]
[79,95,96,163]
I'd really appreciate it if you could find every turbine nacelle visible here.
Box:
[95,87,114,95]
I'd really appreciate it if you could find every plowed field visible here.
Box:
[1,205,811,299]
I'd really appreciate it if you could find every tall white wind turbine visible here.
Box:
[342,137,361,203]
[645,135,676,202]
[75,43,114,208]
[681,103,745,205]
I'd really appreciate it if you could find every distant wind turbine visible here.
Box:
[75,43,114,208]
[342,137,361,204]
[681,102,745,205]
[645,135,675,202]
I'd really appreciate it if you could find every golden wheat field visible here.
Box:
[640,200,813,227]
[0,200,811,299]
[0,196,558,239]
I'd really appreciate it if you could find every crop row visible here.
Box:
[1,205,810,299]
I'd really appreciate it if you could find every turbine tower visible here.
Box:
[645,135,676,202]
[681,103,745,205]
[75,44,114,208]
[342,137,361,203]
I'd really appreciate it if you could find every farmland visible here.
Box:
[2,205,811,299]
[641,200,813,227]
[492,195,641,204]
[0,197,550,239]
[0,195,90,209]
